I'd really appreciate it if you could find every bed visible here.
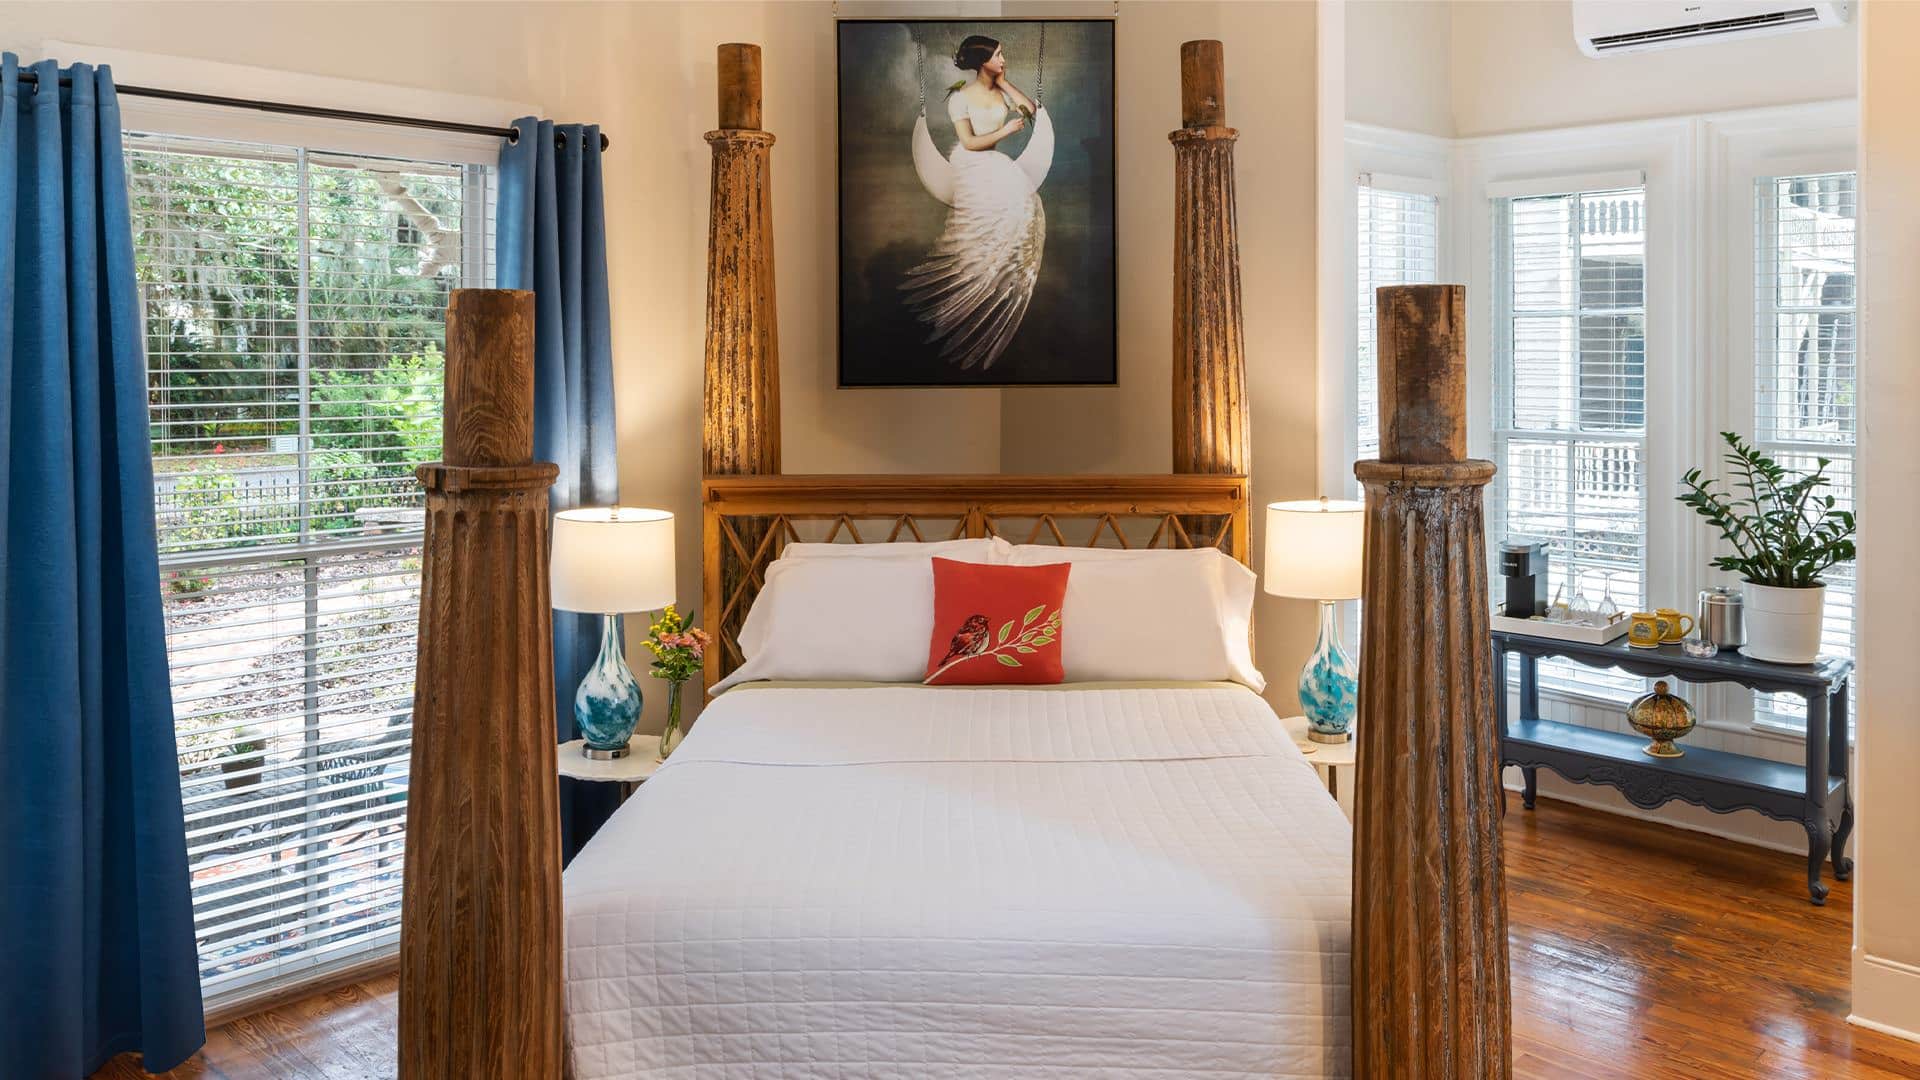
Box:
[559,474,1351,1076]
[563,680,1352,1078]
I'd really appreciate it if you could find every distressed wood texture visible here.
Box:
[442,289,535,467]
[1179,39,1226,127]
[703,42,779,478]
[700,474,1250,693]
[718,42,763,131]
[1377,284,1468,465]
[1352,283,1512,1077]
[399,289,563,1080]
[1170,40,1247,476]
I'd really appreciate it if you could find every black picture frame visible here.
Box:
[836,17,1118,388]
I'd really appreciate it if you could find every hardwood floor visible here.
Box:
[94,799,1920,1079]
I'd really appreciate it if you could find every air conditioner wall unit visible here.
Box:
[1573,1,1852,58]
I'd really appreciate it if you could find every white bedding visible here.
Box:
[563,684,1352,1078]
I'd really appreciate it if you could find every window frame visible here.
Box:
[1712,111,1858,735]
[1465,121,1694,708]
[1490,181,1652,702]
[1329,124,1454,500]
[75,44,537,1018]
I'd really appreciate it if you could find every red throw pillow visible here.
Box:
[925,559,1069,685]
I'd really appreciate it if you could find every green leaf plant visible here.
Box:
[1677,431,1856,589]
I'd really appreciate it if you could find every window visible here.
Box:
[1753,171,1857,727]
[1356,180,1441,460]
[1492,186,1648,699]
[129,132,490,1008]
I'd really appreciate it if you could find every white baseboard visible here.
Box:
[1851,951,1920,1044]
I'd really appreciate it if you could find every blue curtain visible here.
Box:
[0,55,206,1075]
[497,118,620,860]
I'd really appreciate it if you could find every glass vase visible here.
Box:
[575,613,642,756]
[657,680,687,762]
[1298,600,1359,742]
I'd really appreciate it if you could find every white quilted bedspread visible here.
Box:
[563,685,1353,1079]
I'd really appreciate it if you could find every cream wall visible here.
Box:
[0,1,1323,721]
[1854,0,1920,1042]
[997,0,1323,712]
[1345,0,1451,136]
[1449,0,1857,136]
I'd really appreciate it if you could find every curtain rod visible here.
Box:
[12,69,610,151]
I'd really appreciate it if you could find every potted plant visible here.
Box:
[1678,432,1855,664]
[221,725,267,791]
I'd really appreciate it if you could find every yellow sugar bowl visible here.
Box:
[1626,611,1672,649]
[1627,680,1697,758]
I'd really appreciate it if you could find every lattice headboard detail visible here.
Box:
[701,473,1250,691]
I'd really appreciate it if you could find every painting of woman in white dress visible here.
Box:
[838,19,1116,387]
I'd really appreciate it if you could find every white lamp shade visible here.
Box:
[550,507,676,614]
[1263,499,1364,601]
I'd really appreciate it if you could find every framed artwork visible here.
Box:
[837,18,1117,387]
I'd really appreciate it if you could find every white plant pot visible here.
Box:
[1742,582,1826,664]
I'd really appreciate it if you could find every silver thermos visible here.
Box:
[1699,586,1746,648]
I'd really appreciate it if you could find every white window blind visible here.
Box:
[128,131,491,1009]
[1356,180,1441,461]
[1493,185,1648,700]
[1754,171,1857,728]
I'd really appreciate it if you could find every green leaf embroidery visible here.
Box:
[1023,604,1045,628]
[997,620,1013,644]
[1016,646,1036,654]
[996,654,1021,667]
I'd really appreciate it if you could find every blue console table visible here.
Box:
[1493,630,1853,904]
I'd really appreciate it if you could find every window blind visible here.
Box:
[1356,181,1441,461]
[127,131,491,1008]
[1493,186,1649,700]
[1754,171,1857,728]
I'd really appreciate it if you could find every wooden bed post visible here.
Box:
[704,42,779,478]
[399,290,564,1078]
[1170,40,1247,479]
[704,42,780,693]
[1352,285,1511,1076]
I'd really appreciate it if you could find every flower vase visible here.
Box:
[657,680,687,761]
[1298,600,1359,743]
[576,614,642,758]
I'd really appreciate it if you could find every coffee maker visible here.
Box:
[1499,541,1549,618]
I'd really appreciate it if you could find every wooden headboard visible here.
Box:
[701,473,1249,691]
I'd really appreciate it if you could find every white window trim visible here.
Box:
[1709,106,1858,735]
[39,40,537,166]
[1324,123,1455,500]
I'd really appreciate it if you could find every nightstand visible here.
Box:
[558,735,664,799]
[1282,715,1358,800]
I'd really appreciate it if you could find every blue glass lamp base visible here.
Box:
[1298,600,1359,743]
[575,613,643,757]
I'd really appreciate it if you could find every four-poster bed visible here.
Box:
[397,34,1511,1080]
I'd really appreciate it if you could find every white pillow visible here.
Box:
[734,538,1009,663]
[715,557,942,691]
[1006,546,1264,690]
[780,538,1009,560]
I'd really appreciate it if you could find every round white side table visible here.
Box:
[558,735,664,799]
[1282,715,1358,800]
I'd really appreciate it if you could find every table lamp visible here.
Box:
[550,507,676,759]
[1265,498,1365,743]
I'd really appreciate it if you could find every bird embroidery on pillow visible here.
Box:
[936,614,993,670]
[924,605,1061,685]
